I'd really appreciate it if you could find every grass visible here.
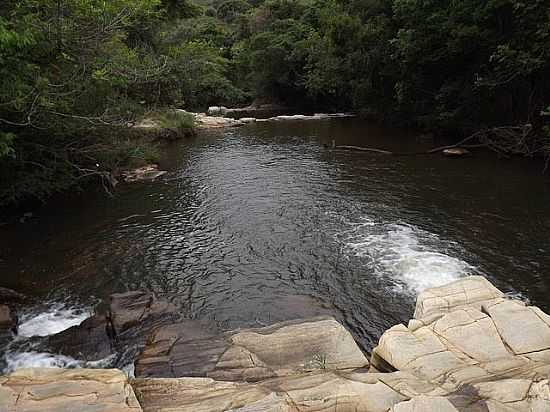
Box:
[155,110,196,135]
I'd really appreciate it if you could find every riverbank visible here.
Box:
[1,276,550,411]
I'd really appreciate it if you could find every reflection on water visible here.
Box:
[1,118,549,357]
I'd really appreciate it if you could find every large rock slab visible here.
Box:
[132,371,416,412]
[371,276,550,410]
[390,396,459,412]
[135,317,369,381]
[0,368,142,412]
[413,275,504,321]
[483,298,550,355]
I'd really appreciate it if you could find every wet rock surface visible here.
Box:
[0,305,15,332]
[0,288,25,355]
[48,291,180,366]
[0,287,28,306]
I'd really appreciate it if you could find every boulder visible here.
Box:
[135,316,369,381]
[0,305,15,331]
[0,287,28,305]
[0,368,142,412]
[0,304,16,351]
[207,106,221,116]
[207,106,229,116]
[48,291,180,366]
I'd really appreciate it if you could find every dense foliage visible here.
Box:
[1,0,549,207]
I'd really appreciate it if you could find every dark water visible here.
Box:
[1,118,550,368]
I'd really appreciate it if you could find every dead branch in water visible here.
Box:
[331,125,539,157]
[332,144,393,155]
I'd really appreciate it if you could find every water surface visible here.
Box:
[1,118,549,369]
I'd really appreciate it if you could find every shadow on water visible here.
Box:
[1,118,549,355]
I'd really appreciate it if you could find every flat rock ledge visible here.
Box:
[134,316,369,381]
[0,368,141,412]
[2,276,550,411]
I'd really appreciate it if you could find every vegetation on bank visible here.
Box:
[1,0,549,207]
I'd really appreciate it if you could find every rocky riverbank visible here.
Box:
[1,276,550,411]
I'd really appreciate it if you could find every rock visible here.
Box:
[273,114,310,120]
[0,368,142,412]
[483,299,550,355]
[207,106,228,116]
[442,147,470,157]
[269,113,355,121]
[390,396,459,412]
[48,291,180,366]
[222,102,291,119]
[413,275,504,321]
[4,278,550,412]
[239,117,256,123]
[207,106,222,116]
[370,276,550,410]
[131,278,549,412]
[135,316,369,381]
[0,305,15,331]
[195,113,244,128]
[0,287,28,305]
[0,304,16,351]
[121,165,167,183]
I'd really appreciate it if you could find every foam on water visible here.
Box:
[343,219,475,294]
[1,302,95,374]
[17,303,92,338]
[3,351,118,374]
[4,351,82,373]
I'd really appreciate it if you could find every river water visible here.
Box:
[1,118,550,371]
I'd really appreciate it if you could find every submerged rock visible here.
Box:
[135,316,369,381]
[0,368,142,412]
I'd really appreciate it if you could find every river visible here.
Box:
[1,117,549,372]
